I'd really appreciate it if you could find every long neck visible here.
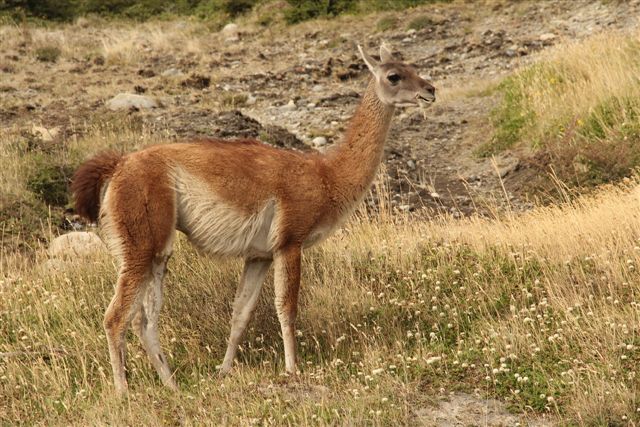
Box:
[325,78,395,209]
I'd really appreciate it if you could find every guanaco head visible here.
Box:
[358,44,436,107]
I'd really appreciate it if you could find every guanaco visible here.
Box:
[71,44,435,394]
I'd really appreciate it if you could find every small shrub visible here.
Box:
[35,45,61,62]
[256,11,273,26]
[376,15,397,32]
[1,0,78,21]
[26,155,74,206]
[194,0,258,20]
[407,14,434,31]
[181,74,211,89]
[221,93,248,109]
[284,0,356,24]
[360,0,449,13]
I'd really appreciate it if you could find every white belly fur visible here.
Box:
[173,168,276,258]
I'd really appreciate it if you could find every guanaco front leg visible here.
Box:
[220,258,272,375]
[273,245,302,374]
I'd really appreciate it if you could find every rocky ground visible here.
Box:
[3,1,640,223]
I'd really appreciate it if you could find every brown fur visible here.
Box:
[71,151,123,223]
[72,48,435,393]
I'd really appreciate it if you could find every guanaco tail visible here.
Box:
[71,44,435,394]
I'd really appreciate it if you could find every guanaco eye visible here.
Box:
[387,73,401,84]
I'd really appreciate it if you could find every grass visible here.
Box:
[3,179,640,424]
[480,30,640,186]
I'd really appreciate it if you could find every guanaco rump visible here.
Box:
[71,44,436,394]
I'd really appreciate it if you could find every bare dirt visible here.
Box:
[414,392,555,427]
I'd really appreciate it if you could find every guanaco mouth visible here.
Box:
[417,94,436,103]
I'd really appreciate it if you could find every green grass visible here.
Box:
[476,64,561,157]
[477,32,640,188]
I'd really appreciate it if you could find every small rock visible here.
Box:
[48,232,106,259]
[306,102,316,109]
[312,136,327,147]
[407,160,416,170]
[497,157,520,178]
[223,22,238,32]
[281,100,296,112]
[246,94,257,105]
[504,48,517,57]
[31,125,60,142]
[312,84,324,92]
[161,68,183,77]
[106,93,159,111]
[539,33,557,42]
[222,23,240,42]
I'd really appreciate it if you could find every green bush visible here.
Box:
[26,155,74,206]
[0,0,450,23]
[406,14,434,30]
[359,0,448,12]
[479,48,640,188]
[0,0,258,22]
[284,0,356,24]
[283,0,449,24]
[0,0,80,21]
[34,45,61,62]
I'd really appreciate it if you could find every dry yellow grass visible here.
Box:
[521,30,640,141]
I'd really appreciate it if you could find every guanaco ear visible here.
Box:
[358,44,378,74]
[379,43,393,63]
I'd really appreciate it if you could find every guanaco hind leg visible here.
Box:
[101,162,177,394]
[131,254,176,389]
[103,263,149,395]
